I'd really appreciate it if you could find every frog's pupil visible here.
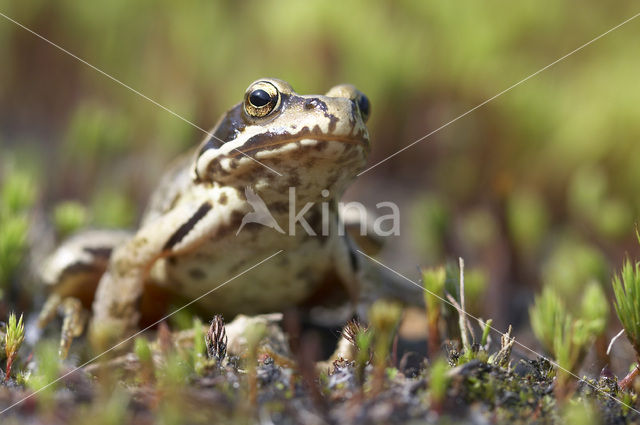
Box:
[357,95,370,118]
[250,89,271,107]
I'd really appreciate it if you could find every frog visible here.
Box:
[39,78,420,357]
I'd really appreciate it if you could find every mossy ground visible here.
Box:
[0,318,638,425]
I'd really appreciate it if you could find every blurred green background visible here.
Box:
[1,0,640,353]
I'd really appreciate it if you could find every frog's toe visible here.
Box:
[38,293,63,329]
[59,297,88,358]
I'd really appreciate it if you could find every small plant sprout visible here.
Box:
[4,312,25,381]
[428,357,450,414]
[342,318,367,348]
[529,287,564,354]
[192,317,206,374]
[28,341,60,411]
[133,337,154,383]
[351,324,373,387]
[368,300,402,395]
[421,265,446,359]
[244,322,267,407]
[612,258,640,353]
[205,315,227,364]
[611,256,640,389]
[529,282,608,396]
[480,319,493,348]
[488,325,515,368]
[446,258,478,363]
[335,318,365,363]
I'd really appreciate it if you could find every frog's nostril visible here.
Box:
[304,99,318,110]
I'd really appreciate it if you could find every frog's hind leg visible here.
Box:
[38,229,131,357]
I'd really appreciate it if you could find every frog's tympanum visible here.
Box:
[39,78,418,357]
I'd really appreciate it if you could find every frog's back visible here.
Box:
[142,150,198,224]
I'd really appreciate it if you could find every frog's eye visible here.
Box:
[356,94,370,123]
[244,81,280,118]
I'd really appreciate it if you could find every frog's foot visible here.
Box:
[37,293,62,330]
[59,298,88,358]
[38,294,89,358]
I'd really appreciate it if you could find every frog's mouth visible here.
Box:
[228,127,369,158]
[194,126,369,182]
[232,135,369,158]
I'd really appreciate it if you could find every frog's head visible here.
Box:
[193,78,370,198]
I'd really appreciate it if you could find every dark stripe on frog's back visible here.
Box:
[163,202,213,250]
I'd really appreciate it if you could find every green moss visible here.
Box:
[612,257,640,354]
[90,189,135,228]
[27,340,61,411]
[530,283,608,380]
[429,357,450,404]
[0,160,38,295]
[53,201,89,238]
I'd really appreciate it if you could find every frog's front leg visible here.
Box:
[59,298,88,357]
[38,295,88,357]
[38,229,131,357]
[90,199,231,342]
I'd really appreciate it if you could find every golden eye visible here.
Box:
[244,81,280,117]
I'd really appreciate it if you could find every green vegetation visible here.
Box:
[133,336,154,383]
[0,257,636,424]
[0,161,38,298]
[427,357,450,412]
[26,341,60,411]
[529,283,608,394]
[53,201,89,239]
[561,400,601,425]
[244,321,267,407]
[421,265,446,359]
[610,235,640,390]
[3,313,25,382]
[612,258,640,356]
[368,300,402,395]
